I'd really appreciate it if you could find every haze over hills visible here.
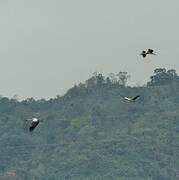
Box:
[0,68,179,179]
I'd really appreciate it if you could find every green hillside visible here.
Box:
[1,68,179,180]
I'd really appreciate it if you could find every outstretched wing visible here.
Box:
[29,121,39,132]
[29,126,36,132]
[140,51,146,58]
[132,95,140,100]
[147,49,154,53]
[142,54,146,58]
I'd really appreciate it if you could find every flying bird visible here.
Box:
[147,49,156,55]
[140,49,156,58]
[123,95,140,102]
[26,118,43,132]
[140,50,147,58]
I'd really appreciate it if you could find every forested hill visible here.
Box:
[1,68,179,180]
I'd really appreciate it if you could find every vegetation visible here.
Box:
[0,68,179,179]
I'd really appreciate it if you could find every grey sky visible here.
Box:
[0,0,179,99]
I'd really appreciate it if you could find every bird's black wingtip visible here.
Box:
[29,127,35,132]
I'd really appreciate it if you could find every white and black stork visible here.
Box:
[26,118,43,132]
[140,49,156,58]
[124,95,140,102]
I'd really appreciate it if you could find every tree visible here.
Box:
[116,72,130,86]
[85,76,97,89]
[96,73,105,87]
[147,68,178,86]
[109,73,118,84]
[106,77,112,86]
[154,68,166,74]
[167,69,177,78]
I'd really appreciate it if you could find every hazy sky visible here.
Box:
[0,0,179,99]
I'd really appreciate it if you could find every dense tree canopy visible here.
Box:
[0,68,179,179]
[147,68,178,86]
